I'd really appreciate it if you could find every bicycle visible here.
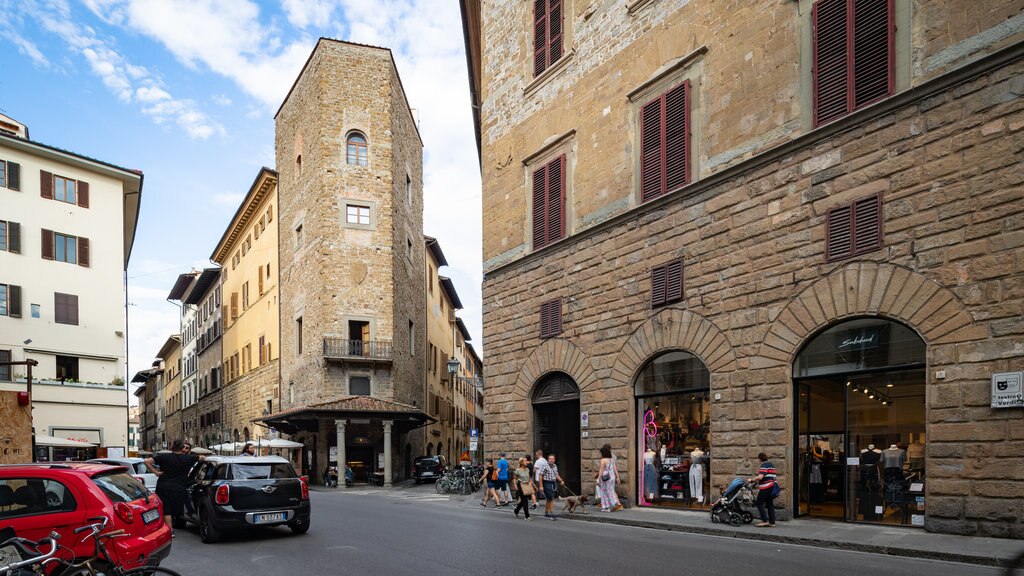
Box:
[0,533,59,575]
[42,517,181,576]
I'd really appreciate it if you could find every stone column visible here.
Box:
[335,419,347,489]
[382,420,393,488]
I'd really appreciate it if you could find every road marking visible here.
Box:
[251,556,274,561]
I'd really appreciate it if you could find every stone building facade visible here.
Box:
[464,0,1024,536]
[268,39,429,485]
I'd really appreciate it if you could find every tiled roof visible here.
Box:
[259,395,430,422]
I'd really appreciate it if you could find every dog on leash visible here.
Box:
[562,494,590,514]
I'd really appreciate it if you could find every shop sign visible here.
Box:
[991,372,1023,408]
[580,411,589,429]
[834,327,881,352]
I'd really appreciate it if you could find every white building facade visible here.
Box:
[0,115,142,460]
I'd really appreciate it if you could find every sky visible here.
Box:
[0,0,483,396]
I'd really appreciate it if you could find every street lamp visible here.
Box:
[446,357,460,463]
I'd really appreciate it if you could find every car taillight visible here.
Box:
[215,484,230,505]
[300,477,309,500]
[114,502,134,524]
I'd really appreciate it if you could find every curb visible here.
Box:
[561,513,1008,567]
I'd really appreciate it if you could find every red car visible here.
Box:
[0,462,171,570]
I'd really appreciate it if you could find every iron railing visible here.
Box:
[323,338,393,361]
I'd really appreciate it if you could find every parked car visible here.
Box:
[182,455,310,543]
[0,463,171,570]
[412,455,448,483]
[88,457,158,491]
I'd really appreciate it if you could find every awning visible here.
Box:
[35,435,96,448]
[257,395,435,435]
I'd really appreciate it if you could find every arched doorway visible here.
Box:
[634,351,711,509]
[793,317,926,526]
[532,372,581,494]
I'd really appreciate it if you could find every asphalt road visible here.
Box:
[161,485,1002,576]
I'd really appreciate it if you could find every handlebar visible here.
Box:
[74,516,110,535]
[0,535,58,572]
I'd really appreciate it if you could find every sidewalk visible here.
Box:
[561,505,1022,567]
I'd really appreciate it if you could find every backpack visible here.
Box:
[490,467,499,481]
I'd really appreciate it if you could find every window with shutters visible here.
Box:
[539,298,562,339]
[531,155,566,250]
[54,233,76,264]
[54,292,78,325]
[825,193,882,261]
[0,160,20,191]
[0,220,19,253]
[533,0,563,77]
[640,81,691,202]
[242,282,249,310]
[650,259,684,308]
[812,0,894,126]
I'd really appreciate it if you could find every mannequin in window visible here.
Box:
[906,436,925,470]
[689,447,704,504]
[809,439,824,503]
[882,444,906,507]
[858,444,882,520]
[644,448,659,501]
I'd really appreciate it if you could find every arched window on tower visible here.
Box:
[346,132,368,166]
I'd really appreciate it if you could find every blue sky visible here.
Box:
[0,0,483,390]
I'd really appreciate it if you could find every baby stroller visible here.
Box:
[710,478,755,526]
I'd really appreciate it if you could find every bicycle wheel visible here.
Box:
[434,476,450,494]
[122,566,184,576]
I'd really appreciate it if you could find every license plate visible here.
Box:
[142,508,161,524]
[254,512,286,524]
[422,472,434,476]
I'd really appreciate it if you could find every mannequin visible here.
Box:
[882,444,907,507]
[858,444,882,520]
[644,448,658,500]
[689,448,704,504]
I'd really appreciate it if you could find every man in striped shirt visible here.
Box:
[750,452,778,527]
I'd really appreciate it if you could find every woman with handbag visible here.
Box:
[596,444,622,512]
[513,457,535,520]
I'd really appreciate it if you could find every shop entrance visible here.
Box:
[532,372,581,494]
[793,318,927,526]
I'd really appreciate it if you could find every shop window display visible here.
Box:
[635,351,711,509]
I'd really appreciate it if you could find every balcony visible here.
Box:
[323,338,393,365]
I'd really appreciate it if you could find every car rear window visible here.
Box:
[92,472,148,504]
[229,464,296,480]
[0,478,76,519]
[416,457,440,465]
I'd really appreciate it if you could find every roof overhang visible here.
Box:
[425,236,449,267]
[456,318,471,342]
[183,268,221,305]
[439,276,463,309]
[156,335,181,359]
[459,0,482,164]
[257,396,435,435]
[167,273,196,301]
[211,167,277,263]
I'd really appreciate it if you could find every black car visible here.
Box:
[412,455,448,483]
[182,456,311,543]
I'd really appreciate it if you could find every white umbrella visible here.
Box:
[265,438,303,449]
[35,434,96,448]
[190,447,213,455]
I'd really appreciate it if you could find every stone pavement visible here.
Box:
[561,505,1024,567]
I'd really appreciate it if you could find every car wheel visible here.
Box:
[289,517,310,535]
[199,508,222,544]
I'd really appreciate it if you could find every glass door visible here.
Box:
[795,378,846,518]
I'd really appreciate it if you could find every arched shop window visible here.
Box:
[634,351,711,510]
[793,317,926,526]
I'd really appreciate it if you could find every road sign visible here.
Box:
[470,428,479,438]
[469,439,478,451]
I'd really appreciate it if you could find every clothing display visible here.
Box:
[858,448,882,521]
[689,462,703,502]
[882,446,906,470]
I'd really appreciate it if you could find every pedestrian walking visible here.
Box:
[145,439,203,532]
[480,458,501,508]
[538,453,564,520]
[596,444,622,512]
[749,452,780,527]
[525,453,538,509]
[513,457,535,520]
[496,452,511,505]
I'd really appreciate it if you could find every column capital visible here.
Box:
[382,420,393,432]
[335,419,347,430]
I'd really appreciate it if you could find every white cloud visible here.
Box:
[136,85,171,102]
[211,94,232,106]
[281,0,335,29]
[0,28,50,67]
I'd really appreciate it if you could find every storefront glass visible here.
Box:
[794,318,926,526]
[635,351,711,509]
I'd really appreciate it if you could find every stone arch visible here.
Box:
[759,262,977,365]
[611,308,738,387]
[512,338,597,400]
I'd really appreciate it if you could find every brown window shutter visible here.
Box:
[853,193,882,254]
[540,298,561,338]
[40,171,53,199]
[259,336,266,364]
[826,204,853,261]
[8,222,20,254]
[533,0,547,77]
[7,162,19,191]
[8,285,21,318]
[41,229,54,260]
[852,0,894,108]
[812,0,851,126]
[547,0,563,64]
[78,237,90,267]
[664,81,691,193]
[532,164,547,249]
[258,268,264,295]
[77,181,89,208]
[230,293,238,320]
[552,298,562,336]
[665,259,684,304]
[651,265,667,307]
[69,294,79,325]
[546,156,565,243]
[640,97,663,202]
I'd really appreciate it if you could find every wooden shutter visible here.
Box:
[532,164,547,249]
[548,0,563,64]
[812,0,850,126]
[41,229,54,260]
[853,0,893,108]
[68,294,79,325]
[259,336,266,364]
[77,181,89,208]
[7,222,19,254]
[665,259,683,303]
[664,82,691,193]
[230,292,238,320]
[651,265,667,307]
[533,0,548,77]
[78,237,90,267]
[853,193,882,254]
[40,171,53,199]
[258,267,264,295]
[826,204,853,261]
[546,155,565,244]
[8,285,21,318]
[540,298,562,338]
[7,162,19,191]
[640,97,663,201]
